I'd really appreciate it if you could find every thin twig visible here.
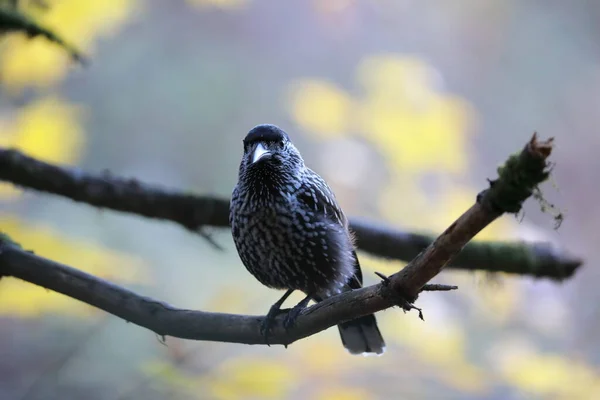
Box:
[421,284,458,292]
[0,7,87,64]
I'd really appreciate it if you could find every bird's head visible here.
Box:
[238,124,304,181]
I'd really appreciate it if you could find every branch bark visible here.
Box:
[0,134,562,347]
[0,145,581,280]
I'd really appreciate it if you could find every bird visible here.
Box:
[229,123,385,355]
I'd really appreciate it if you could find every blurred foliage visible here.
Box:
[385,309,490,395]
[0,215,149,317]
[0,0,149,333]
[290,56,471,173]
[207,358,295,399]
[496,348,600,399]
[0,96,84,197]
[0,0,135,90]
[288,55,507,236]
[0,3,85,63]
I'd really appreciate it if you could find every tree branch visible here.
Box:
[391,134,556,300]
[0,6,87,64]
[0,134,563,347]
[0,146,581,280]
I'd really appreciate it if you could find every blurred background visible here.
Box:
[0,0,598,399]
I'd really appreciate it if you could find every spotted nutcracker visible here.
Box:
[230,124,385,355]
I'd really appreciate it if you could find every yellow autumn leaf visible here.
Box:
[355,56,473,174]
[288,54,474,174]
[207,358,295,400]
[0,35,70,89]
[0,96,84,163]
[0,215,150,317]
[0,0,136,89]
[498,350,600,399]
[358,98,472,174]
[37,0,136,40]
[289,80,355,137]
[0,96,85,198]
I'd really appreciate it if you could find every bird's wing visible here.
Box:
[298,169,363,288]
[297,169,348,227]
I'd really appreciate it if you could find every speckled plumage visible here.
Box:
[230,124,385,355]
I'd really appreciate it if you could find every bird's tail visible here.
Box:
[337,314,386,355]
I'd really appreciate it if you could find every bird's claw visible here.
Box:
[283,305,304,330]
[260,305,287,345]
[260,294,310,344]
[260,318,273,345]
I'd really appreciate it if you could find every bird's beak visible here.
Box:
[252,142,271,163]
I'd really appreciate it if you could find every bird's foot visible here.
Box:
[260,303,286,345]
[282,307,302,330]
[283,296,311,331]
